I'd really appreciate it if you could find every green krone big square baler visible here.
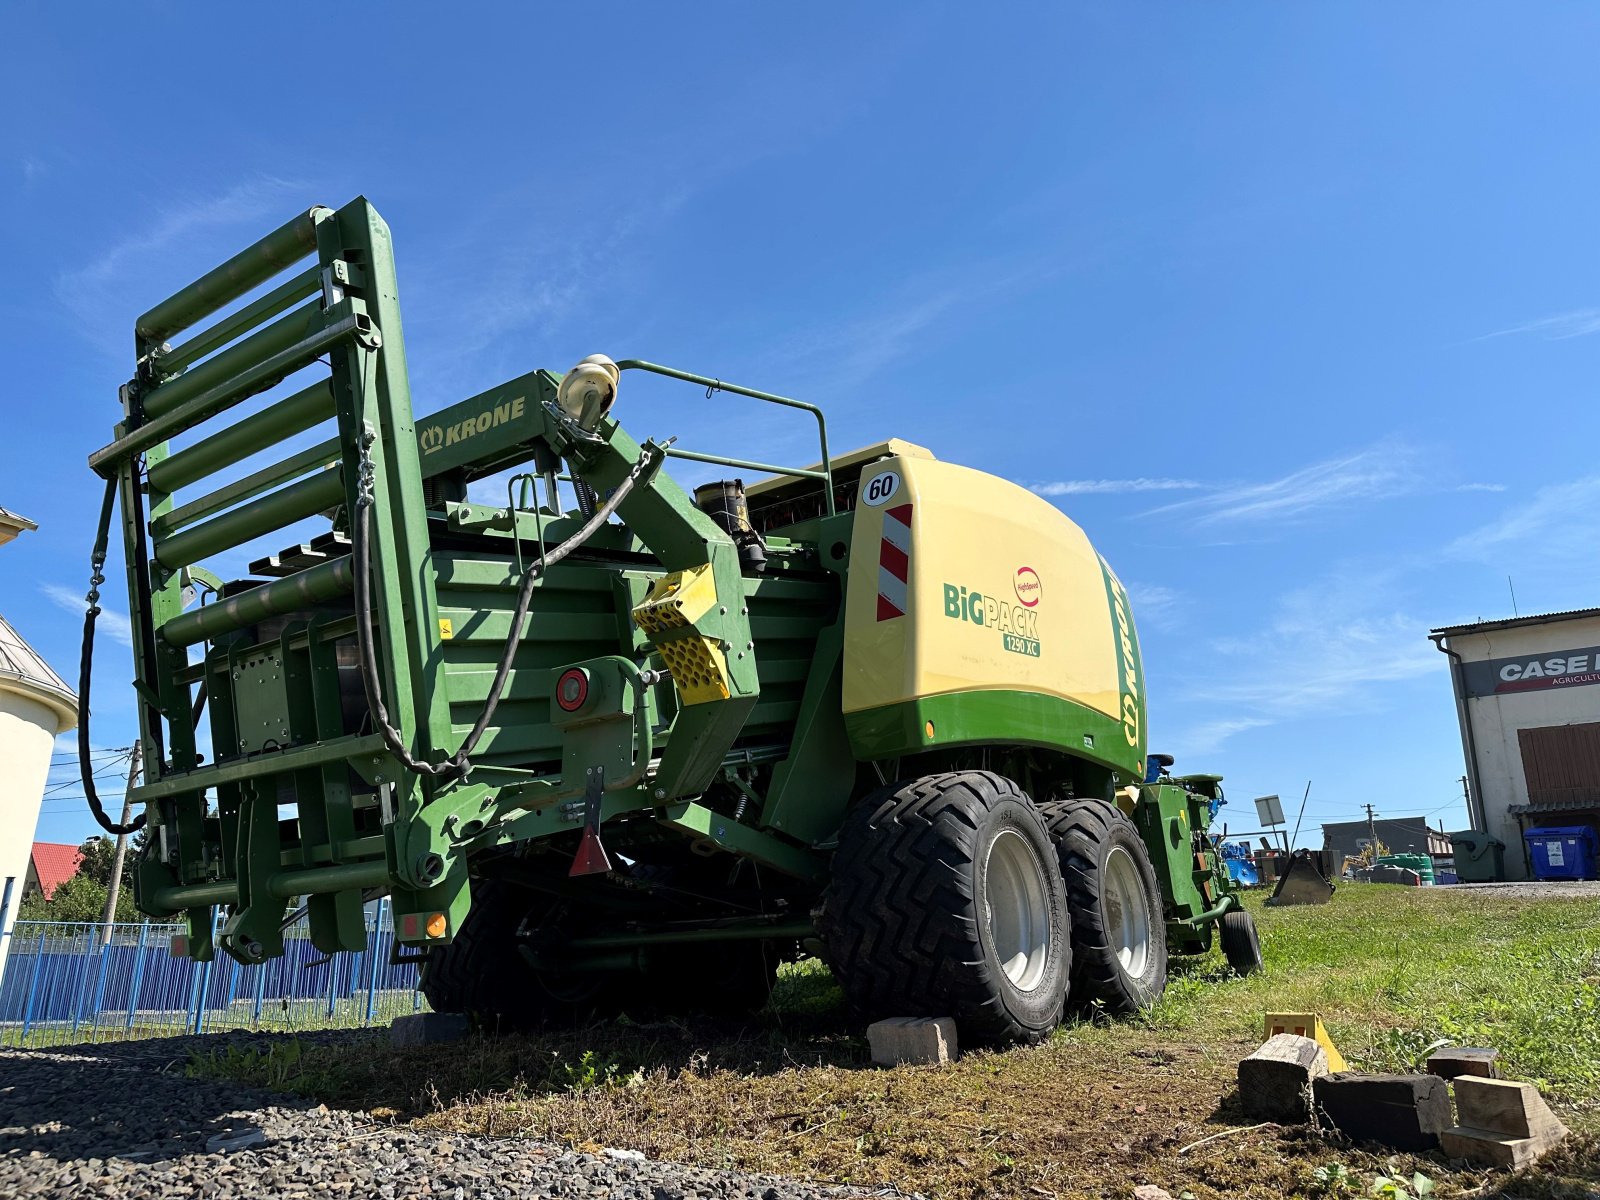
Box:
[79,198,1259,1045]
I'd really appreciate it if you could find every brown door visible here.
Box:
[1518,722,1600,810]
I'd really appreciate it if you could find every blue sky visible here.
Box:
[4,5,1598,848]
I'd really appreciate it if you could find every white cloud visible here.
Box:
[1143,440,1417,527]
[1455,483,1507,493]
[1125,581,1184,632]
[41,583,131,647]
[1171,716,1272,757]
[1481,308,1600,341]
[56,176,307,352]
[1031,478,1207,497]
[1447,476,1600,564]
[1164,568,1437,756]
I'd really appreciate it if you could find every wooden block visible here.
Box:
[1439,1128,1547,1169]
[1238,1034,1328,1123]
[867,1017,957,1065]
[1265,1012,1349,1072]
[1452,1077,1568,1140]
[1311,1073,1451,1151]
[1426,1046,1500,1080]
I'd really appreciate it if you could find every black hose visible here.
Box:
[351,443,660,782]
[80,476,145,835]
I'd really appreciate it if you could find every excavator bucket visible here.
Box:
[1265,849,1336,907]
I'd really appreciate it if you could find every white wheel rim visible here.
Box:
[984,829,1052,992]
[1103,846,1152,978]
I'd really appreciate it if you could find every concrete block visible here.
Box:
[1237,1034,1328,1123]
[390,1011,471,1047]
[867,1017,958,1065]
[1426,1046,1500,1080]
[1310,1072,1450,1151]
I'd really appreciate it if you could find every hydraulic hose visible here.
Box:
[351,433,660,782]
[79,475,146,835]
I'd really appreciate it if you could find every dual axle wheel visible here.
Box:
[819,770,1261,1046]
[818,771,1177,1044]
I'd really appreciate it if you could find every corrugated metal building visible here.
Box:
[1431,607,1600,880]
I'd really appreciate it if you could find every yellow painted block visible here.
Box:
[1265,1012,1348,1072]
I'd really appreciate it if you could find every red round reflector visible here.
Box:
[556,668,590,712]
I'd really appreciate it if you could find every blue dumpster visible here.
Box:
[1523,826,1599,882]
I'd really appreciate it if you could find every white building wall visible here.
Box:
[1447,614,1600,880]
[0,689,60,976]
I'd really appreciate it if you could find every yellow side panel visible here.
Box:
[842,456,1129,724]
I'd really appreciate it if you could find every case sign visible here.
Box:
[1461,646,1600,697]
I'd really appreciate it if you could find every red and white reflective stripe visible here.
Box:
[877,503,913,620]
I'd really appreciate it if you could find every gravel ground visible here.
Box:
[1435,879,1600,899]
[0,1034,898,1200]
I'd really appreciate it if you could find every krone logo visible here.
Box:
[419,426,445,455]
[1014,566,1041,608]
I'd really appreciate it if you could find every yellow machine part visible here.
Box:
[840,453,1145,771]
[631,563,731,705]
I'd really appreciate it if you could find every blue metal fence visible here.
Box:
[0,901,423,1046]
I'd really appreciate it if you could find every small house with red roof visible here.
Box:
[24,842,84,900]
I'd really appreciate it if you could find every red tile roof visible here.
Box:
[30,842,83,899]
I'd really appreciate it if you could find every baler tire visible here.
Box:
[818,770,1071,1047]
[1039,800,1169,1016]
[419,880,621,1031]
[1219,908,1264,976]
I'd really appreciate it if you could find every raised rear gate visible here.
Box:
[88,198,849,967]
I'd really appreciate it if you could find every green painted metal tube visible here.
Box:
[662,446,828,481]
[161,265,321,375]
[615,359,834,514]
[160,555,353,647]
[1179,894,1238,927]
[90,313,363,477]
[153,467,343,569]
[137,207,330,343]
[142,300,320,419]
[151,858,390,912]
[148,379,334,495]
[133,731,384,802]
[154,436,339,536]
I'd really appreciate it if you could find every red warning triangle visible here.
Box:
[569,826,613,877]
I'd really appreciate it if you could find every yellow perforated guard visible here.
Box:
[632,564,732,705]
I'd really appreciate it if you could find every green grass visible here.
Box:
[1138,885,1600,1101]
[187,885,1600,1199]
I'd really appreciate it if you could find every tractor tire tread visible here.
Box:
[1038,799,1169,1015]
[818,770,1068,1046]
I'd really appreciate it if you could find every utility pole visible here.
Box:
[1459,775,1473,829]
[99,743,143,946]
[1364,802,1379,860]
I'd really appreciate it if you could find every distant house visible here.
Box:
[1321,818,1452,865]
[25,841,84,900]
[0,507,80,977]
